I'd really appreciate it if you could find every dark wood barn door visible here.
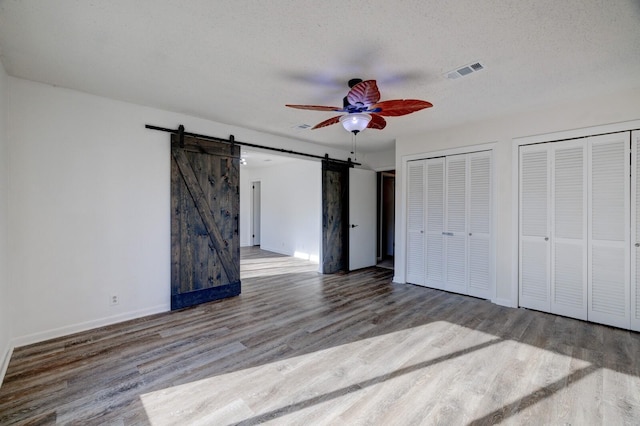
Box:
[170,134,241,310]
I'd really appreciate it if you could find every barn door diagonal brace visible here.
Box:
[171,145,240,282]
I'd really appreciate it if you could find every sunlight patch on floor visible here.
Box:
[138,322,506,425]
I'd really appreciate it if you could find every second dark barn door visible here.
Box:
[171,134,241,310]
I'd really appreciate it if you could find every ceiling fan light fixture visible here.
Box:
[339,113,371,134]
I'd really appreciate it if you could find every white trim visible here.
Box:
[10,304,169,349]
[493,298,514,308]
[514,119,640,146]
[0,343,13,387]
[401,141,497,163]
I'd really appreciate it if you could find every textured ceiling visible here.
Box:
[1,0,639,153]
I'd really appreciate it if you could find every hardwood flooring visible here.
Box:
[1,247,639,425]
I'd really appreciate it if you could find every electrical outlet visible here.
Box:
[110,295,119,306]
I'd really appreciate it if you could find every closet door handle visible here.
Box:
[635,243,639,247]
[544,237,549,241]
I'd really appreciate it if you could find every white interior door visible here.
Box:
[467,151,493,299]
[406,160,426,284]
[632,130,640,332]
[588,133,630,329]
[349,167,377,271]
[519,144,551,312]
[252,181,261,246]
[444,155,468,294]
[425,158,445,289]
[550,141,587,320]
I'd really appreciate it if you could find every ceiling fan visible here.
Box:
[286,78,433,134]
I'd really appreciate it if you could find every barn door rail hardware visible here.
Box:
[146,124,359,167]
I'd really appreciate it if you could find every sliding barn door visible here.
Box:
[171,134,241,310]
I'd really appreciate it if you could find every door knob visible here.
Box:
[351,224,358,228]
[635,243,639,247]
[544,237,549,241]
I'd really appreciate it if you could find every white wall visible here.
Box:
[0,61,11,381]
[241,160,321,262]
[395,87,640,307]
[7,77,351,347]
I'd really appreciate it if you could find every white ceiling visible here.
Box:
[1,0,639,154]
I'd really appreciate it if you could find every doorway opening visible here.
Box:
[377,171,395,269]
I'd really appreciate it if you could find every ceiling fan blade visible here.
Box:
[370,99,433,116]
[285,104,342,111]
[312,115,342,129]
[347,80,381,106]
[368,114,387,130]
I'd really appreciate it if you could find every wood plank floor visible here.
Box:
[1,247,640,425]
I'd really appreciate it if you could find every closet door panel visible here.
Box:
[551,142,587,320]
[519,145,551,312]
[444,155,467,294]
[406,160,425,285]
[468,152,492,299]
[588,134,630,329]
[631,130,640,331]
[425,158,445,289]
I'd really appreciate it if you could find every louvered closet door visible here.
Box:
[588,133,630,329]
[444,155,468,294]
[632,130,640,332]
[550,141,587,320]
[467,152,492,299]
[425,157,445,290]
[519,144,551,312]
[406,160,426,285]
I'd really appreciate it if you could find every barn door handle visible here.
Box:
[234,215,239,235]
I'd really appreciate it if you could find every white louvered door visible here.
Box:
[631,130,640,332]
[588,133,630,329]
[406,160,425,285]
[519,144,551,312]
[467,151,493,299]
[445,155,468,294]
[425,158,446,290]
[519,131,633,329]
[551,141,587,320]
[406,151,493,296]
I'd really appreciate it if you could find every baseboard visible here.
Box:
[392,275,405,284]
[0,342,14,387]
[259,245,292,257]
[10,304,170,349]
[493,297,516,308]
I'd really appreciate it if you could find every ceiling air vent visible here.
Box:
[445,61,485,80]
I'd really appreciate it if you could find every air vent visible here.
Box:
[292,124,311,130]
[445,61,485,79]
